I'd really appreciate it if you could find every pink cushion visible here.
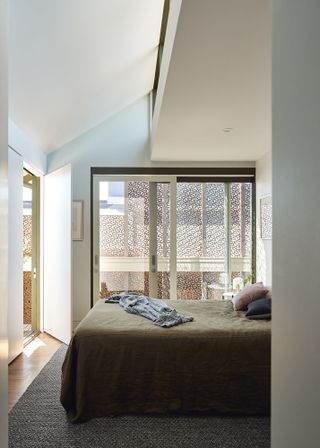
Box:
[232,282,269,311]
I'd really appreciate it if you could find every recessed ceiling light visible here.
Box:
[223,127,233,133]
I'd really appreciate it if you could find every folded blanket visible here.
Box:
[105,292,193,328]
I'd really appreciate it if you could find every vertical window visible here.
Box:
[176,182,252,300]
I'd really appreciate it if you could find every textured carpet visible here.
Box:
[9,345,270,448]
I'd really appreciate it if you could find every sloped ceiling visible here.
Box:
[9,0,164,153]
[152,0,271,161]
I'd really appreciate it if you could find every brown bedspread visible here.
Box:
[61,299,271,423]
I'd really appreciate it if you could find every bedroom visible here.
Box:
[0,1,319,448]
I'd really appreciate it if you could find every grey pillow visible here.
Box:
[245,298,271,320]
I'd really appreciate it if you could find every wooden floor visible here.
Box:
[8,332,62,411]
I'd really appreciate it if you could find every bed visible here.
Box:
[61,299,271,423]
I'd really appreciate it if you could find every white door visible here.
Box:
[43,165,72,344]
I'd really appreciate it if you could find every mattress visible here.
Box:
[61,299,271,423]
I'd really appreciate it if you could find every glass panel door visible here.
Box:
[230,182,253,285]
[23,169,39,341]
[176,182,253,300]
[93,176,174,303]
[176,183,227,300]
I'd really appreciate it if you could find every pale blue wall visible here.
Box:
[9,119,46,174]
[48,96,152,324]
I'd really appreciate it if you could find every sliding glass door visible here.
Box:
[176,182,227,300]
[92,176,176,303]
[176,182,252,300]
[92,175,253,303]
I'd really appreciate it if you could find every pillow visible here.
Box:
[265,288,272,300]
[245,297,271,320]
[232,282,269,311]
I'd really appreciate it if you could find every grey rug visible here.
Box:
[9,345,270,448]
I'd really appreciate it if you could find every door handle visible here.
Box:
[94,254,99,273]
[150,254,157,273]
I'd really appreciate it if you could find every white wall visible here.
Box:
[0,0,8,446]
[272,1,320,447]
[8,149,23,363]
[256,151,272,286]
[9,119,46,174]
[48,95,254,326]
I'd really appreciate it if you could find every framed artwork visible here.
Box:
[260,195,272,239]
[72,200,84,241]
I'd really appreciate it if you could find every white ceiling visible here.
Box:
[152,0,271,162]
[9,0,164,153]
